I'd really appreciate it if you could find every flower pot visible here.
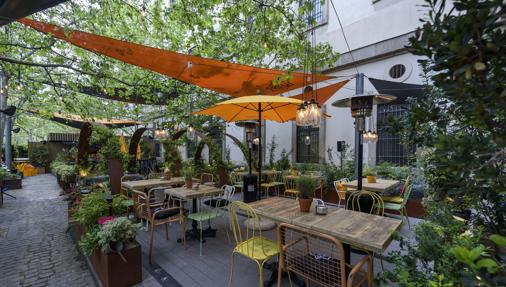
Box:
[367,175,376,183]
[185,179,193,189]
[88,242,142,287]
[290,169,298,176]
[298,198,313,213]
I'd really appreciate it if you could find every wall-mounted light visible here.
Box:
[0,106,16,117]
[304,135,311,146]
[187,124,196,140]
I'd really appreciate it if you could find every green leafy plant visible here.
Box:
[50,159,77,181]
[362,167,376,177]
[0,168,19,180]
[182,164,195,180]
[28,145,49,168]
[79,217,140,255]
[296,176,317,199]
[274,149,292,171]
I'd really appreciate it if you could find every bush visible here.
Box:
[29,145,49,168]
[79,217,140,255]
[297,176,317,199]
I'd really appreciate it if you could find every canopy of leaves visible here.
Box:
[0,0,339,140]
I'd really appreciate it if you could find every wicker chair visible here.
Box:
[120,173,145,197]
[136,187,186,263]
[277,223,373,287]
[200,173,214,185]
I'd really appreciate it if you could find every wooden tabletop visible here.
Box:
[344,178,400,193]
[249,197,402,253]
[235,170,281,177]
[121,177,186,191]
[164,184,223,200]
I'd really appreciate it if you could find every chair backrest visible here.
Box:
[333,180,347,201]
[400,175,411,195]
[228,201,271,257]
[400,184,413,206]
[346,190,384,216]
[278,223,347,287]
[121,174,145,182]
[222,185,236,201]
[284,176,297,190]
[200,173,214,184]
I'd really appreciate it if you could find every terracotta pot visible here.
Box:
[367,175,376,183]
[185,179,193,189]
[298,198,313,213]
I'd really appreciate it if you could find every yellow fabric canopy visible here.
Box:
[193,95,303,123]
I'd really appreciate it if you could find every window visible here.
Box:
[301,0,327,26]
[296,126,320,163]
[186,139,196,159]
[376,104,414,165]
[389,64,406,79]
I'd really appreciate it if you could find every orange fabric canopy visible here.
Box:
[19,18,335,97]
[289,80,350,105]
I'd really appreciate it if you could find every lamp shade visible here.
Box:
[1,106,17,116]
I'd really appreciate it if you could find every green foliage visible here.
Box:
[0,168,19,180]
[373,162,410,180]
[13,145,28,158]
[267,136,278,169]
[274,149,291,171]
[296,175,317,199]
[79,217,140,255]
[71,189,133,228]
[362,166,376,177]
[182,162,195,180]
[29,145,49,168]
[162,138,182,165]
[379,1,506,285]
[50,159,77,181]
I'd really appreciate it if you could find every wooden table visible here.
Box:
[344,178,400,193]
[164,184,223,200]
[165,185,223,241]
[250,197,401,286]
[121,177,192,191]
[249,197,402,254]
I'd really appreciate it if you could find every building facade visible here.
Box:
[223,0,427,168]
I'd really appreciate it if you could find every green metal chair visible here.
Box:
[187,188,223,256]
[382,175,410,204]
[383,184,413,228]
[230,172,243,191]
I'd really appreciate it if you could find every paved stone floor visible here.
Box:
[0,174,95,287]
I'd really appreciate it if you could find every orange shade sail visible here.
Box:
[289,80,350,104]
[19,18,335,97]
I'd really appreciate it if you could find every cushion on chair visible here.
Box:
[383,202,402,211]
[203,198,230,208]
[382,195,403,204]
[187,210,221,222]
[234,236,279,260]
[152,207,185,219]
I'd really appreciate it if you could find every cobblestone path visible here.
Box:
[0,174,95,287]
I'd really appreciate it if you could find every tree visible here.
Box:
[380,0,506,285]
[0,0,339,140]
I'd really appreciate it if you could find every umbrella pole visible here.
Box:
[258,103,262,200]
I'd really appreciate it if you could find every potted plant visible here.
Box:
[163,162,172,180]
[290,165,298,176]
[79,217,142,287]
[296,176,317,212]
[363,168,377,183]
[183,165,194,189]
[100,136,125,195]
[0,168,22,189]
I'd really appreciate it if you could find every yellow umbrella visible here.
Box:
[193,95,303,122]
[194,95,303,192]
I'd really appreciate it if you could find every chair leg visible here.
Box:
[199,221,203,256]
[228,252,236,287]
[257,261,264,287]
[148,222,155,264]
[165,223,169,240]
[277,260,283,287]
[404,206,410,228]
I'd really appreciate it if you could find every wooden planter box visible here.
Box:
[4,178,22,190]
[88,243,142,287]
[69,223,86,242]
[406,199,425,218]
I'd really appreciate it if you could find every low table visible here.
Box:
[165,185,223,242]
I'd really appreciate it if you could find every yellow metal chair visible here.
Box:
[346,190,384,216]
[260,173,277,198]
[227,201,280,287]
[283,176,299,198]
[333,178,350,208]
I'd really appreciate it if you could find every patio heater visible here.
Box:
[331,73,395,190]
[235,120,259,203]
